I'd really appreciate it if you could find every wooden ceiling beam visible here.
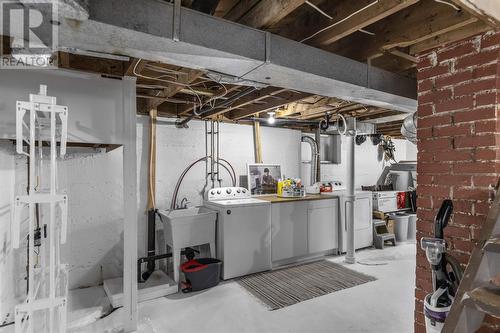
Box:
[224,0,260,21]
[176,85,241,116]
[369,53,417,73]
[227,91,311,120]
[148,68,204,109]
[277,96,343,117]
[327,0,476,61]
[57,52,127,76]
[236,0,307,29]
[218,87,288,114]
[409,20,491,54]
[357,110,402,121]
[306,0,419,46]
[451,0,500,27]
[125,58,144,76]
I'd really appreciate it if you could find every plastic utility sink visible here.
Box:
[158,207,217,255]
[158,206,217,282]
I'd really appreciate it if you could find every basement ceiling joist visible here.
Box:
[55,0,417,113]
[451,0,500,26]
[214,0,497,76]
[325,0,477,61]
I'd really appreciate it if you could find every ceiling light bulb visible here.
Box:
[267,111,276,125]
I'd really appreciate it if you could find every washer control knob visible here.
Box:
[236,189,241,193]
[217,190,221,194]
[226,188,232,194]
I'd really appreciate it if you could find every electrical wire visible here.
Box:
[434,0,461,11]
[133,59,204,106]
[359,29,375,36]
[301,0,380,43]
[305,1,333,19]
[134,59,230,117]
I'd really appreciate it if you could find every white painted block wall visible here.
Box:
[136,117,302,258]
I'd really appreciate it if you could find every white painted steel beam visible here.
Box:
[122,76,138,332]
[55,0,417,113]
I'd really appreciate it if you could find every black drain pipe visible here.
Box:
[145,209,156,278]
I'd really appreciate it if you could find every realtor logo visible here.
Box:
[0,0,58,69]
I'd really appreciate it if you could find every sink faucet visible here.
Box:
[177,197,190,210]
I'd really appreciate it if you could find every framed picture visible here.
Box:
[247,164,282,195]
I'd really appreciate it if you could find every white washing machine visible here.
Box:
[322,181,373,253]
[204,187,272,280]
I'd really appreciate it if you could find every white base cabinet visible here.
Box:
[271,199,339,263]
[308,200,339,254]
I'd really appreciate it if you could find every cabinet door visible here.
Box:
[271,202,308,262]
[354,197,372,231]
[308,200,338,254]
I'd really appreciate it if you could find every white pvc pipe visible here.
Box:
[345,131,356,264]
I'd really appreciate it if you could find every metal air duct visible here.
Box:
[401,113,417,144]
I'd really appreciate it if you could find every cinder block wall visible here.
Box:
[415,30,500,333]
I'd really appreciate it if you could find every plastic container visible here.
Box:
[181,258,222,292]
[389,212,410,242]
[407,213,417,240]
[424,291,452,333]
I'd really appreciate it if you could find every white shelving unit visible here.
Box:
[12,85,69,333]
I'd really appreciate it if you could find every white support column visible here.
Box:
[122,76,138,332]
[344,118,356,264]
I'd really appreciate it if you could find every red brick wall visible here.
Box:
[416,30,500,333]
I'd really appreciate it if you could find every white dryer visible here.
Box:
[322,181,373,252]
[204,187,272,280]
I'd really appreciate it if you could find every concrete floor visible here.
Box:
[70,242,417,333]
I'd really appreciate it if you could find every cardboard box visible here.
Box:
[373,210,386,220]
[386,219,395,235]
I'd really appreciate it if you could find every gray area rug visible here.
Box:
[237,260,376,310]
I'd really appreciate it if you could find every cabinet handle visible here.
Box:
[344,201,348,231]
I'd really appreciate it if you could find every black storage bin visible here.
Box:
[181,258,222,292]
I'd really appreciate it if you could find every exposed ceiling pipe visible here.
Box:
[247,117,321,126]
[301,136,319,186]
[401,113,417,144]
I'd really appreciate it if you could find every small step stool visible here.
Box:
[373,219,396,249]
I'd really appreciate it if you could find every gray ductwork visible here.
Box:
[401,113,417,144]
[301,135,319,186]
[44,0,418,113]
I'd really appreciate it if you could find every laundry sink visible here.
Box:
[158,207,217,251]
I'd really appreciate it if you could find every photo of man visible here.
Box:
[248,164,281,195]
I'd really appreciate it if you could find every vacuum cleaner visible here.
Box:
[420,200,464,333]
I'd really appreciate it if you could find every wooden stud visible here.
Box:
[236,0,307,29]
[253,120,263,163]
[147,108,157,210]
[409,20,491,53]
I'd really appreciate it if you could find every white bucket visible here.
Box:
[390,212,409,242]
[407,213,417,240]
